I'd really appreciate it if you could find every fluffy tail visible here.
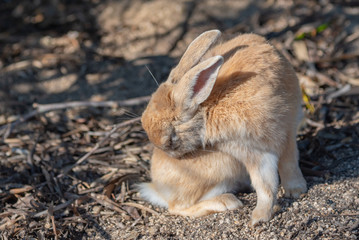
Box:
[136,182,168,208]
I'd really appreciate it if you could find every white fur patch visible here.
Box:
[137,183,168,208]
[257,152,279,204]
[260,152,279,185]
[200,181,230,201]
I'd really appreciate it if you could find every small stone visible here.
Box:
[92,206,101,214]
[149,227,157,235]
[44,221,51,229]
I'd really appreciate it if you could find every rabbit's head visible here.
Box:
[142,30,223,158]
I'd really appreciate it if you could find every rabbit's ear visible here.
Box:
[174,56,223,112]
[170,30,221,83]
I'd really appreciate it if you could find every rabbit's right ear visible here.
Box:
[170,30,221,83]
[173,55,223,114]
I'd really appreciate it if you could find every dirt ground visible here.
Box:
[1,0,359,239]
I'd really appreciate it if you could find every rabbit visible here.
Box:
[140,30,307,226]
[138,147,250,217]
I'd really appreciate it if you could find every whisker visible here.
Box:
[125,109,139,117]
[122,109,140,118]
[122,113,137,119]
[132,130,147,134]
[116,117,137,121]
[146,65,159,86]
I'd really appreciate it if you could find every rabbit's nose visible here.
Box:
[167,131,181,151]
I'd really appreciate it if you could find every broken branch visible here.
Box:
[0,96,150,138]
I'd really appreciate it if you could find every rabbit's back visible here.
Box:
[208,33,297,92]
[203,34,301,152]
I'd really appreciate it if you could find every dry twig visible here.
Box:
[90,193,127,214]
[48,204,58,240]
[59,117,141,176]
[9,185,34,194]
[0,96,150,138]
[33,199,77,218]
[121,202,159,216]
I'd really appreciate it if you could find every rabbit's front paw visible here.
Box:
[283,178,307,198]
[250,206,273,226]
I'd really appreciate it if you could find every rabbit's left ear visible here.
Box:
[169,30,221,83]
[173,55,223,112]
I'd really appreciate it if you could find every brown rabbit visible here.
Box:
[140,30,307,225]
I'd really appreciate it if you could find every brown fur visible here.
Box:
[140,30,307,226]
[149,148,248,214]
